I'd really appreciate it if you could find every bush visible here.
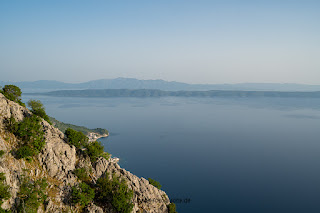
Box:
[27,100,52,124]
[12,115,45,159]
[1,85,25,107]
[0,150,5,158]
[148,178,162,189]
[0,173,11,208]
[17,176,47,213]
[4,117,18,133]
[167,203,177,213]
[15,145,35,159]
[74,168,90,182]
[70,182,95,207]
[65,128,88,149]
[85,141,109,163]
[95,173,133,213]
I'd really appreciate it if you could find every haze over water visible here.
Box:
[22,95,320,213]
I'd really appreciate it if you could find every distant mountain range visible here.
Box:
[2,78,320,92]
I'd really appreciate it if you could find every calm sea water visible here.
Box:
[22,95,320,213]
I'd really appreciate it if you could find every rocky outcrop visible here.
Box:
[0,93,171,212]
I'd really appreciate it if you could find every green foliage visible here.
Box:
[0,150,5,158]
[4,117,18,133]
[74,168,90,182]
[0,173,11,208]
[70,182,95,207]
[65,128,88,149]
[15,145,35,159]
[85,141,109,163]
[27,100,52,124]
[17,176,48,213]
[1,85,25,106]
[148,178,162,189]
[167,203,178,213]
[95,173,133,213]
[12,115,45,159]
[49,116,109,136]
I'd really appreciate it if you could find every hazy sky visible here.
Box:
[1,0,319,84]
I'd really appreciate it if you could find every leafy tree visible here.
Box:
[167,203,178,213]
[65,128,88,149]
[27,100,51,124]
[1,85,25,106]
[70,182,95,207]
[95,173,133,213]
[17,176,47,213]
[85,141,109,163]
[148,178,162,189]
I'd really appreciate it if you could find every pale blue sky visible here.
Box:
[1,0,319,84]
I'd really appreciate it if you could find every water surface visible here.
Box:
[22,96,320,213]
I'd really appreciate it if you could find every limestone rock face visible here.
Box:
[0,93,171,213]
[93,158,170,213]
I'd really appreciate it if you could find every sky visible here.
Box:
[0,0,320,84]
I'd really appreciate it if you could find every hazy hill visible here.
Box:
[2,78,320,92]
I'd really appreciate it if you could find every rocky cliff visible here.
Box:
[0,93,171,213]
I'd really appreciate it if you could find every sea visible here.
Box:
[22,95,320,213]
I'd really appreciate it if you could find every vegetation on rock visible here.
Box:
[0,173,11,212]
[95,173,134,213]
[65,128,88,149]
[73,167,90,183]
[27,100,52,124]
[70,182,95,208]
[167,203,178,213]
[148,178,162,189]
[6,115,45,159]
[84,141,110,163]
[16,175,48,213]
[0,85,25,107]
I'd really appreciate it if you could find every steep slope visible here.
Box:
[0,93,171,213]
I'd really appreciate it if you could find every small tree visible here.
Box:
[70,182,95,207]
[148,178,162,189]
[167,203,177,213]
[65,128,88,149]
[2,85,25,106]
[95,173,133,213]
[27,100,51,124]
[85,141,109,163]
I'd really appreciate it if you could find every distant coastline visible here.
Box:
[27,89,320,98]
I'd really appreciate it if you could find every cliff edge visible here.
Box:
[0,93,171,213]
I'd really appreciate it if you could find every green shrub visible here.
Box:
[1,85,25,107]
[70,182,95,207]
[11,115,45,159]
[0,150,5,158]
[74,168,90,182]
[65,128,88,149]
[15,145,35,159]
[0,173,11,208]
[17,176,47,213]
[167,203,177,213]
[27,100,52,124]
[4,117,18,133]
[85,141,110,163]
[95,173,133,213]
[148,178,162,189]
